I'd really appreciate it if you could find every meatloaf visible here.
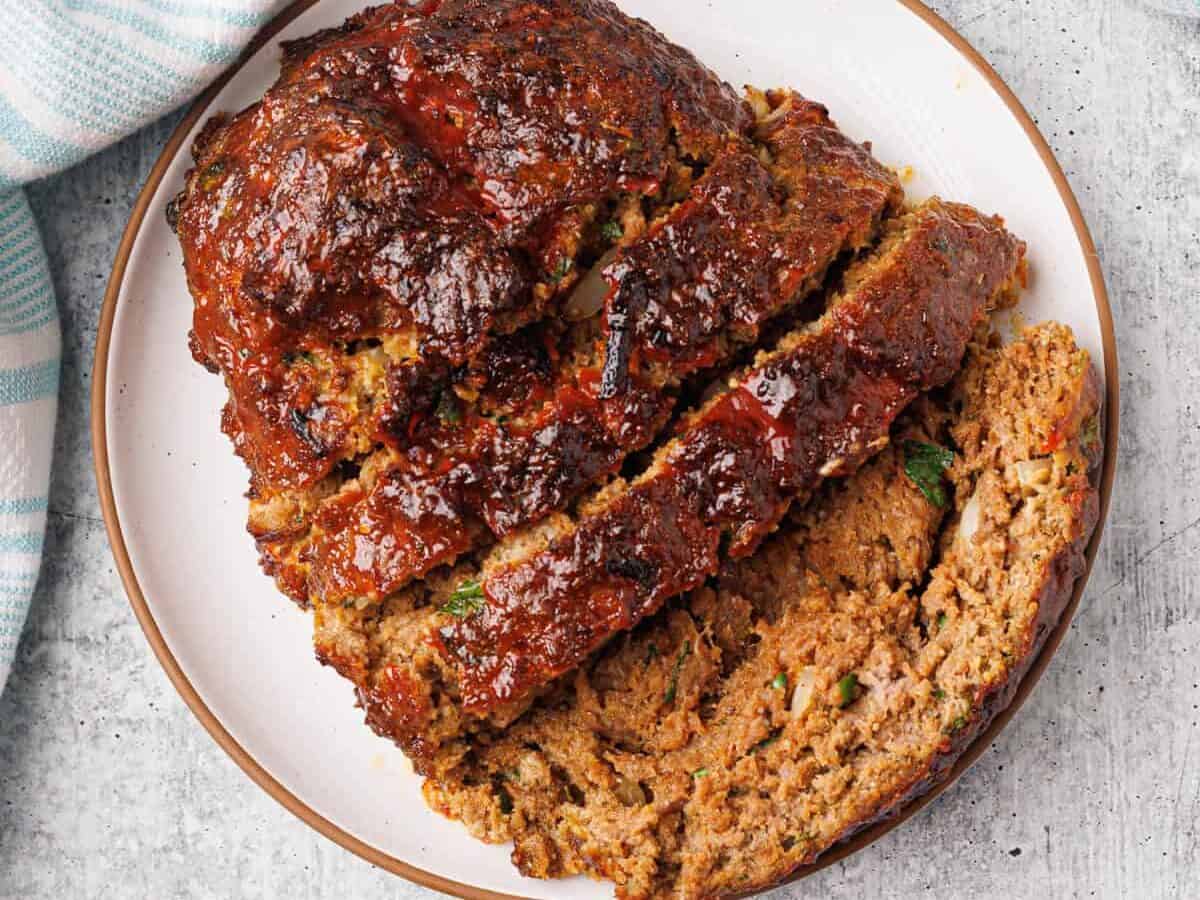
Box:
[168,2,1102,896]
[420,322,1102,899]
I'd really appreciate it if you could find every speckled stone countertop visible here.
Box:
[1,2,1197,898]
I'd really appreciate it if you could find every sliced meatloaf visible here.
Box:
[420,322,1102,899]
[313,198,1026,765]
[169,6,1102,896]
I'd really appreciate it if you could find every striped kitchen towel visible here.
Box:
[0,0,283,693]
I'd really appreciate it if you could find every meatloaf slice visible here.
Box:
[420,322,1102,900]
[313,198,1026,765]
[273,90,901,606]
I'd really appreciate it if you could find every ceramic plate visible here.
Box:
[93,2,1117,897]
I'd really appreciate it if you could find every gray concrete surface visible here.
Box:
[1,1,1197,897]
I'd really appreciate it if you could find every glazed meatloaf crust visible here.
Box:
[174,0,752,494]
[313,198,1026,764]
[421,323,1102,899]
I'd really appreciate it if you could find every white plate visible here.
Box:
[95,2,1116,897]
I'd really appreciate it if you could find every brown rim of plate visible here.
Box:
[90,2,1119,898]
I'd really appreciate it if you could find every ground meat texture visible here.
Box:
[420,322,1101,900]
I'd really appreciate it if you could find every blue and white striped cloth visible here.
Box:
[0,0,282,693]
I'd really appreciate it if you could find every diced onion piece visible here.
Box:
[818,458,844,477]
[564,248,620,321]
[791,667,818,718]
[957,489,982,543]
[614,777,646,807]
[1016,458,1053,492]
[745,86,771,120]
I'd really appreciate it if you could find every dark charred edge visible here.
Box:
[176,6,376,219]
[278,17,367,75]
[722,381,1103,900]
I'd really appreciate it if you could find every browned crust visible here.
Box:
[335,200,1027,772]
[175,0,755,496]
